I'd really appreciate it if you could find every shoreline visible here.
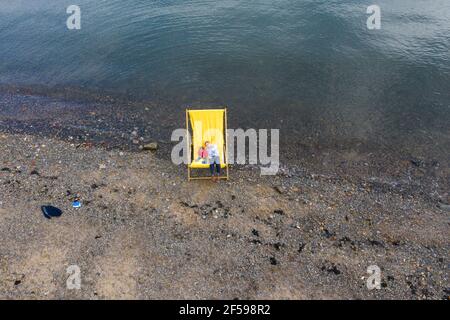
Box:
[1,84,449,178]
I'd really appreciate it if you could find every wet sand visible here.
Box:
[0,87,449,299]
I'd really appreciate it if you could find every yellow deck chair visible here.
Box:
[186,108,229,181]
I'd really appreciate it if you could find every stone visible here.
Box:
[437,202,450,211]
[270,257,278,265]
[143,142,158,151]
[274,186,286,194]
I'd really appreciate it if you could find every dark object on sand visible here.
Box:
[41,205,62,219]
[410,159,425,168]
[273,186,286,194]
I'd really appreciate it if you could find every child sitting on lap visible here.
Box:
[196,145,208,164]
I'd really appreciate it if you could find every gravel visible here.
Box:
[0,131,448,300]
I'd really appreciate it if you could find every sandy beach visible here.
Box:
[0,89,448,299]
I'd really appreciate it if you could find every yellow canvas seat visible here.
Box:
[186,108,229,180]
[189,159,227,169]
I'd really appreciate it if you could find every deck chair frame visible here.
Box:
[186,108,229,181]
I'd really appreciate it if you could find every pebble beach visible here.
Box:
[0,88,448,300]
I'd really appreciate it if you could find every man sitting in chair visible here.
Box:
[205,141,220,181]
